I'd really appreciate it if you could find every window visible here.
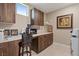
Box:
[16,3,29,16]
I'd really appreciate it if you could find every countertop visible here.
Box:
[0,32,53,43]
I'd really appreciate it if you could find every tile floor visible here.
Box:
[24,42,71,56]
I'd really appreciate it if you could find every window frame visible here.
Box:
[16,3,29,16]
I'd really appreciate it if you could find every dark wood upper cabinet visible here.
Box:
[0,3,4,22]
[0,3,15,23]
[30,8,44,26]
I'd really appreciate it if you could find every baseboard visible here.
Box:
[53,42,70,48]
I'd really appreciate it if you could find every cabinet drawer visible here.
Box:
[2,42,8,47]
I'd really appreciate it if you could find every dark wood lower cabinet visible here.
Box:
[32,33,53,53]
[0,42,9,56]
[8,41,16,56]
[0,43,3,56]
[0,33,53,56]
[8,40,21,56]
[13,40,21,56]
[2,42,9,56]
[0,40,21,56]
[0,47,3,56]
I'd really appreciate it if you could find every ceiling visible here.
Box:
[30,3,75,13]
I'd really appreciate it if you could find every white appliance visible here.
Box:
[71,28,79,56]
[0,29,4,41]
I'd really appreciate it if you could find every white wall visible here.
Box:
[0,14,30,33]
[10,14,30,33]
[46,4,79,45]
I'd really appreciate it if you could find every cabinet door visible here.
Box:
[8,41,16,56]
[34,8,39,25]
[0,43,3,56]
[4,3,15,23]
[0,3,4,22]
[34,8,44,26]
[31,8,44,26]
[41,12,44,25]
[2,42,9,56]
[38,11,44,26]
[0,47,3,56]
[38,35,45,52]
[38,33,53,53]
[13,40,21,56]
[31,37,38,53]
[8,40,20,56]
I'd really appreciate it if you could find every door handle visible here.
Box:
[72,35,77,38]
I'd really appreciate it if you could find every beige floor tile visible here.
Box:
[24,42,71,56]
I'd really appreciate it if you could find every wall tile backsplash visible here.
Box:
[0,23,48,34]
[0,23,12,29]
[37,26,47,34]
